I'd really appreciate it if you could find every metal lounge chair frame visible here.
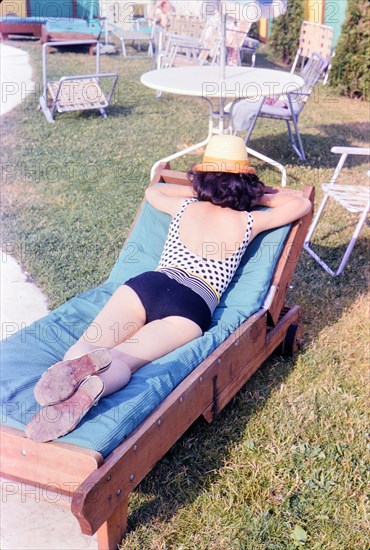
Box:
[39,40,119,123]
[304,146,370,276]
[0,164,314,549]
[233,52,329,162]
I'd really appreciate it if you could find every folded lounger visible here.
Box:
[0,165,314,549]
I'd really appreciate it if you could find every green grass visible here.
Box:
[1,40,369,549]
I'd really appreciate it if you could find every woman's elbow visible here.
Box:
[301,197,313,217]
[145,187,157,205]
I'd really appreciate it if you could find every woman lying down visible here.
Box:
[25,134,312,442]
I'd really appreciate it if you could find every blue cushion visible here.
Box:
[0,200,290,457]
[0,17,47,24]
[44,17,101,36]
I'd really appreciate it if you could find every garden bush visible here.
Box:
[330,0,370,100]
[268,0,304,65]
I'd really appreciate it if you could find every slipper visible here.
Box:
[25,376,104,442]
[34,348,111,406]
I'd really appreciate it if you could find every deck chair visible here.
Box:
[39,40,119,123]
[291,21,334,85]
[0,164,314,549]
[100,0,154,57]
[165,14,204,38]
[229,52,329,162]
[108,16,156,57]
[156,24,220,69]
[225,20,259,67]
[304,146,370,276]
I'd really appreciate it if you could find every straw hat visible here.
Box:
[193,135,256,174]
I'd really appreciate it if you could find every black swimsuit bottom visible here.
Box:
[124,271,212,333]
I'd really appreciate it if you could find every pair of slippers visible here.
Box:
[25,349,112,443]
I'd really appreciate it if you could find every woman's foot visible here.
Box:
[25,376,104,442]
[34,348,111,406]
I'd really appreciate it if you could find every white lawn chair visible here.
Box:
[304,146,370,276]
[291,21,334,85]
[225,20,259,67]
[229,52,329,162]
[156,24,220,69]
[39,40,118,123]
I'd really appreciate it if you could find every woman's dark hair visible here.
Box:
[187,169,265,211]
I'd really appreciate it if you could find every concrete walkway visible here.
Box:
[0,43,98,550]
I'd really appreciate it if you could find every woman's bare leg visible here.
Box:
[68,285,147,352]
[65,316,202,397]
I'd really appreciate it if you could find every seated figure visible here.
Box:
[150,0,175,28]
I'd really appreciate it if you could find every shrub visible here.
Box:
[268,0,304,65]
[330,0,370,100]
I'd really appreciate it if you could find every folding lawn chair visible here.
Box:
[0,164,314,549]
[304,146,370,276]
[39,40,119,123]
[156,24,220,69]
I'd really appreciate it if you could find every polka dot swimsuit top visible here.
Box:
[157,198,254,314]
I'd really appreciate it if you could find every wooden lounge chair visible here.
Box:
[0,164,314,549]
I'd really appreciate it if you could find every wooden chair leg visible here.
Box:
[97,498,128,550]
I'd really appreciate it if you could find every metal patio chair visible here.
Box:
[229,52,329,162]
[39,40,118,123]
[304,146,370,276]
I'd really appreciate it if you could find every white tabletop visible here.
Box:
[141,66,304,99]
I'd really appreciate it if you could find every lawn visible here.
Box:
[1,40,369,549]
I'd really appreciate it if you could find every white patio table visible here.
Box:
[141,65,304,185]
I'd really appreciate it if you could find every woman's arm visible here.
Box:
[150,183,196,198]
[251,189,312,237]
[145,184,196,215]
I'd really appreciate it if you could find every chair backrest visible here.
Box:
[166,14,204,38]
[301,52,329,93]
[225,20,252,49]
[299,21,334,60]
[286,52,328,115]
[163,24,220,67]
[292,21,334,75]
